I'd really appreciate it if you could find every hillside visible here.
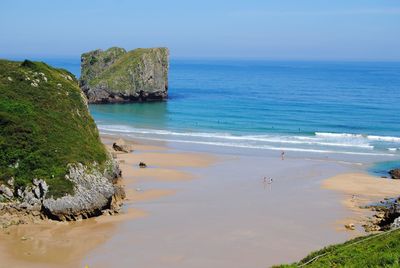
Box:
[276,229,400,267]
[0,59,123,221]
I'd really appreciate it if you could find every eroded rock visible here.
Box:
[79,47,169,103]
[42,160,124,221]
[0,184,14,199]
[112,138,133,153]
[389,169,400,180]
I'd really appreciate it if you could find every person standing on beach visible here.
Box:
[281,151,285,160]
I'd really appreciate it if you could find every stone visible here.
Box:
[391,217,400,229]
[42,160,124,221]
[7,177,14,188]
[112,139,132,153]
[389,168,400,180]
[0,184,14,199]
[33,187,41,199]
[39,180,49,198]
[344,223,355,230]
[139,162,147,168]
[79,47,169,103]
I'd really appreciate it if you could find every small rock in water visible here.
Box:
[135,188,142,192]
[345,223,355,230]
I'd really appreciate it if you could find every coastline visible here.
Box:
[322,172,400,231]
[0,134,397,267]
[84,134,366,267]
[0,135,216,267]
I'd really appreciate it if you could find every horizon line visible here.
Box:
[1,54,400,63]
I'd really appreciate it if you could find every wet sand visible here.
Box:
[83,137,361,267]
[0,138,215,268]
[0,136,395,268]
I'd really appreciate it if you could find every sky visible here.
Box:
[1,0,400,60]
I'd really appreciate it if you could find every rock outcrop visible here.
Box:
[43,161,124,221]
[0,59,125,225]
[112,138,133,153]
[79,47,169,103]
[389,169,400,180]
[363,197,400,231]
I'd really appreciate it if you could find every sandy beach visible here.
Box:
[0,135,398,268]
[322,173,400,231]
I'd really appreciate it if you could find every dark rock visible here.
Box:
[139,162,147,168]
[366,197,400,231]
[389,169,400,180]
[112,139,132,153]
[79,47,169,104]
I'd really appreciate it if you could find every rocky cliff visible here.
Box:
[79,47,169,103]
[0,59,124,224]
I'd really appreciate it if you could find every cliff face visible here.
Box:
[0,59,124,223]
[79,47,169,103]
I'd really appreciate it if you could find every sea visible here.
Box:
[45,58,400,171]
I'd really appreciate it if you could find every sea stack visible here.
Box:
[79,47,169,103]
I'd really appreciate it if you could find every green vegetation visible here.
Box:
[80,46,126,83]
[82,47,169,93]
[0,59,108,198]
[276,229,400,267]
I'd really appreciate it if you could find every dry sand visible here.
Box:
[322,173,400,231]
[0,138,214,268]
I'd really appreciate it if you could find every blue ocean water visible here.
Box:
[51,59,400,157]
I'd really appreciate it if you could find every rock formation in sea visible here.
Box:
[0,59,125,226]
[79,47,169,103]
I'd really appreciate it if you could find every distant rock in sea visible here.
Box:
[0,59,124,225]
[79,47,169,103]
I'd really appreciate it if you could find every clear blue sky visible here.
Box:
[1,0,399,60]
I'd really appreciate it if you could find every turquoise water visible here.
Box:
[52,59,400,157]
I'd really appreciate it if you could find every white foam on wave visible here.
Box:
[368,135,400,143]
[315,132,365,138]
[316,132,400,143]
[99,125,374,149]
[119,135,395,157]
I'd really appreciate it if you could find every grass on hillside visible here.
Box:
[0,59,108,198]
[275,229,400,267]
[86,48,169,93]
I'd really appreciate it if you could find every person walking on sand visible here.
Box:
[281,150,285,160]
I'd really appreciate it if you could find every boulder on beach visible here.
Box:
[139,162,147,168]
[112,138,133,153]
[389,169,400,180]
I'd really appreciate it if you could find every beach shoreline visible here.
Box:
[0,134,397,267]
[0,135,216,268]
